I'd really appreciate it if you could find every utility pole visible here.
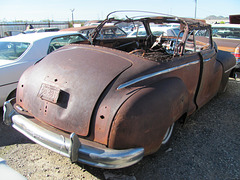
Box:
[195,0,197,19]
[70,9,75,25]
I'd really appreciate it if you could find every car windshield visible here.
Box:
[0,42,30,60]
[128,24,181,37]
[212,27,240,39]
[173,29,180,36]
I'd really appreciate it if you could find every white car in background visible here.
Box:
[0,158,26,180]
[127,26,180,37]
[0,31,87,106]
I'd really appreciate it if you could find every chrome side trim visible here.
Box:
[225,59,237,73]
[117,60,199,90]
[203,58,211,62]
[0,81,18,88]
[225,66,235,73]
[3,99,144,169]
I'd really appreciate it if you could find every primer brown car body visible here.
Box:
[3,11,236,169]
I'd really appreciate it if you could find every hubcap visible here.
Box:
[162,123,174,145]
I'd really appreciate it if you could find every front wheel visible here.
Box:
[162,123,175,145]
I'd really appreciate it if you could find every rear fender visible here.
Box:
[216,50,236,93]
[108,77,189,155]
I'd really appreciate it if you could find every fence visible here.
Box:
[0,21,70,38]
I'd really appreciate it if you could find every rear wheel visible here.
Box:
[162,123,175,145]
[6,89,16,101]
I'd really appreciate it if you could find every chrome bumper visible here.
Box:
[3,99,144,169]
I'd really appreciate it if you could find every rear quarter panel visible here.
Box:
[108,78,189,155]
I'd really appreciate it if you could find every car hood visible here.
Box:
[16,45,132,136]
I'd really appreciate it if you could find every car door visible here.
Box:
[194,30,223,108]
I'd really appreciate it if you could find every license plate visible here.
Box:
[38,83,60,104]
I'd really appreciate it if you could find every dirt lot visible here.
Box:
[0,75,239,179]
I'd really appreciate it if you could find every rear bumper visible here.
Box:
[3,99,144,169]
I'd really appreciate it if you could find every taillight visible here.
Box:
[234,47,240,59]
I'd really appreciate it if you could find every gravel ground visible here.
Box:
[0,74,239,179]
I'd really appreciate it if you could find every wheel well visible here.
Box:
[177,112,188,125]
[6,89,17,101]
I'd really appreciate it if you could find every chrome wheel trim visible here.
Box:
[162,123,175,145]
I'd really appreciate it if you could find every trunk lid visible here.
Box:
[17,45,132,136]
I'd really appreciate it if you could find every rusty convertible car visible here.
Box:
[3,11,236,169]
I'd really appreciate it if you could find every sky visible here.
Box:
[0,0,239,22]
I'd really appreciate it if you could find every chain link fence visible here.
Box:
[0,22,70,38]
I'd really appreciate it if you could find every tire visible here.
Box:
[162,123,175,145]
[6,89,16,101]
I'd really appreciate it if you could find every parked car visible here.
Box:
[127,26,180,37]
[0,31,87,107]
[23,27,60,34]
[61,25,127,39]
[83,20,102,26]
[212,24,240,70]
[196,24,240,71]
[3,30,22,37]
[0,158,26,180]
[3,11,236,169]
